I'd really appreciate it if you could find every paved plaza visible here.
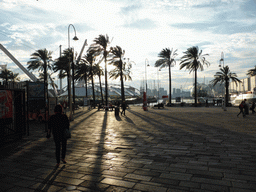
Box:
[1,106,256,192]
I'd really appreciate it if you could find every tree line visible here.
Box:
[26,34,132,107]
[1,36,256,107]
[155,46,255,107]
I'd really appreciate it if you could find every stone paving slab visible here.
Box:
[1,106,256,191]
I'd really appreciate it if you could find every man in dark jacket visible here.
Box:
[121,101,127,116]
[48,105,70,167]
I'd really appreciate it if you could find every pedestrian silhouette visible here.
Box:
[237,100,245,117]
[121,101,127,116]
[48,105,70,167]
[250,101,255,114]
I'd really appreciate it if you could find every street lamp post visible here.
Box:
[142,58,150,110]
[145,58,150,93]
[68,24,78,121]
[157,67,159,102]
[219,52,226,111]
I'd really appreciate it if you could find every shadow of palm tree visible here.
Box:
[70,110,98,129]
[87,111,107,191]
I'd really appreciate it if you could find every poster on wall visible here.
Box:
[0,90,13,119]
[28,82,44,98]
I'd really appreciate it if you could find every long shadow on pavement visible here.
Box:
[147,109,256,141]
[34,165,65,191]
[70,110,98,129]
[82,111,107,191]
[127,108,256,162]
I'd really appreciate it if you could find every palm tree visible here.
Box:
[180,46,210,107]
[247,66,256,76]
[27,49,52,110]
[9,71,20,82]
[109,46,132,103]
[155,48,178,105]
[85,50,96,107]
[210,66,241,107]
[90,34,110,108]
[75,59,90,98]
[95,64,104,104]
[53,48,73,104]
[0,69,13,85]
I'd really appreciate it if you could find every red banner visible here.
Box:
[0,90,13,119]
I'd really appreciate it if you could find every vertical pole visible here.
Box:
[195,68,197,107]
[26,82,29,136]
[44,60,48,132]
[72,48,75,115]
[157,68,159,101]
[169,65,172,105]
[105,55,108,110]
[68,26,73,121]
[67,24,78,120]
[59,45,62,93]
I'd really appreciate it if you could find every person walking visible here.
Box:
[47,104,70,167]
[121,101,127,116]
[237,100,245,117]
[205,99,209,107]
[250,101,255,114]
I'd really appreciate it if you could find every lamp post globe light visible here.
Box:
[68,24,78,121]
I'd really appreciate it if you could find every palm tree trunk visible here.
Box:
[5,77,8,86]
[225,79,229,107]
[169,65,172,105]
[84,76,87,98]
[99,75,103,104]
[44,63,47,104]
[44,62,48,131]
[91,74,95,108]
[195,69,197,107]
[67,71,71,107]
[121,71,125,103]
[104,54,108,109]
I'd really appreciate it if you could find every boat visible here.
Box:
[231,91,256,106]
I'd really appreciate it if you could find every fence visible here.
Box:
[0,86,26,144]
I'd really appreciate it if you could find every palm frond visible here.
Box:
[210,66,241,86]
[179,46,210,72]
[247,66,256,76]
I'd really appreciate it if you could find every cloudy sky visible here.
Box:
[1,0,256,93]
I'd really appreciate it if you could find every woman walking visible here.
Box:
[48,105,70,167]
[237,100,245,117]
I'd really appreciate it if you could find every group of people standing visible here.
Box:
[237,99,255,117]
